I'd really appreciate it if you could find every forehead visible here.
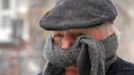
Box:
[52,28,91,34]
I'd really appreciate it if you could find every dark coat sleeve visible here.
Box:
[107,57,134,75]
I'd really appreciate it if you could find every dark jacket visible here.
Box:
[107,57,134,75]
[39,57,134,75]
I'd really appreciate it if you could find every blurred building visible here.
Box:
[0,0,41,75]
[0,0,53,75]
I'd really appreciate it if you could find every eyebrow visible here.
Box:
[52,31,64,35]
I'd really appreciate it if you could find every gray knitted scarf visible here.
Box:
[42,34,118,75]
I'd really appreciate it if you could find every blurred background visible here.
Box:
[0,0,133,75]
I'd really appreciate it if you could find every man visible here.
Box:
[39,0,134,75]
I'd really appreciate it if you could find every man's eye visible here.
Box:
[76,33,86,37]
[54,34,64,38]
[53,34,63,44]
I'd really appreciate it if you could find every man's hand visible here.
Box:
[65,65,78,75]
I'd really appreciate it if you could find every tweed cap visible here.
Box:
[40,0,117,30]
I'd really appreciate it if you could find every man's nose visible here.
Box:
[60,32,75,50]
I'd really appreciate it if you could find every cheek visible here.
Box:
[91,31,103,41]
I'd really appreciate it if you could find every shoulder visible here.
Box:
[107,57,134,75]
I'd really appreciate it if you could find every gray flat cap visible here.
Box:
[40,0,117,30]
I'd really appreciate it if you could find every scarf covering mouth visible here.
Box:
[42,34,118,75]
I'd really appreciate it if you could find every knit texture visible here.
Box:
[42,34,118,75]
[39,57,134,75]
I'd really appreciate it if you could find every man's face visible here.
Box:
[44,27,117,71]
[52,28,106,50]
